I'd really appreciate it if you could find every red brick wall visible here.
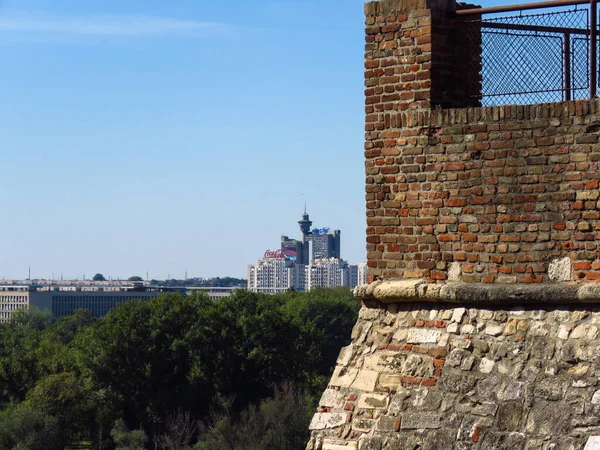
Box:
[364,1,600,285]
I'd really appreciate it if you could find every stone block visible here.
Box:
[479,358,495,374]
[557,324,571,340]
[460,355,475,371]
[351,417,374,433]
[448,262,462,281]
[451,307,466,323]
[379,373,402,389]
[337,344,355,366]
[319,389,347,409]
[359,307,382,321]
[576,343,600,362]
[375,415,399,431]
[358,393,390,409]
[407,328,441,344]
[472,401,498,417]
[323,439,358,450]
[533,379,567,401]
[485,323,504,336]
[358,436,384,450]
[460,324,475,335]
[363,351,404,372]
[401,353,433,377]
[329,367,358,388]
[447,322,459,334]
[585,436,600,450]
[572,324,599,340]
[496,380,524,401]
[351,369,379,392]
[451,336,473,350]
[446,348,465,367]
[571,323,590,339]
[548,256,572,282]
[529,321,550,337]
[393,328,408,341]
[355,322,372,344]
[438,332,450,347]
[309,412,347,430]
[400,412,442,429]
[525,401,571,436]
[495,402,523,431]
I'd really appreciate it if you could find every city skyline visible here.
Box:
[1,207,363,281]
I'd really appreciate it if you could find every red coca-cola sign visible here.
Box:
[264,249,285,259]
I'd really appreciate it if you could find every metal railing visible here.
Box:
[454,0,598,105]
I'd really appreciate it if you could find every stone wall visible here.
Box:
[307,295,600,450]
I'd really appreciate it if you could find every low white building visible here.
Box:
[0,283,166,322]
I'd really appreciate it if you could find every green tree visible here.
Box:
[191,290,296,408]
[0,288,358,449]
[128,276,143,282]
[26,372,97,445]
[110,419,148,450]
[0,309,51,405]
[36,309,96,375]
[75,292,213,434]
[0,405,62,450]
[194,386,312,450]
[92,273,106,282]
[281,287,358,393]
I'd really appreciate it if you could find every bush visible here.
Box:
[195,385,313,450]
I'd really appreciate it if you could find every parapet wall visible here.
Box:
[363,0,600,286]
[366,101,600,285]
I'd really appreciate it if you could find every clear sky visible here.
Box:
[1,0,504,281]
[0,0,371,280]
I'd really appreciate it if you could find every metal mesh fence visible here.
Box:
[456,7,592,105]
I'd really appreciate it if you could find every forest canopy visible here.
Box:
[0,288,358,449]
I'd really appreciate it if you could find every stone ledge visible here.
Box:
[354,280,600,305]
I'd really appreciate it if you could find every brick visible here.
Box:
[447,198,467,207]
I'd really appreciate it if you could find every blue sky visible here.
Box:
[0,0,369,280]
[0,0,510,280]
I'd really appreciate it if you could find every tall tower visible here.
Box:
[298,208,312,244]
[297,207,312,265]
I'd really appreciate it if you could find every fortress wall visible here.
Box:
[307,299,600,450]
[308,0,600,448]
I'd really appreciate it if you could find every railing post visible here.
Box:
[565,33,572,100]
[591,0,597,97]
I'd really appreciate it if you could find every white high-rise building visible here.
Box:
[357,262,368,287]
[307,258,349,290]
[247,256,367,294]
[247,251,307,294]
